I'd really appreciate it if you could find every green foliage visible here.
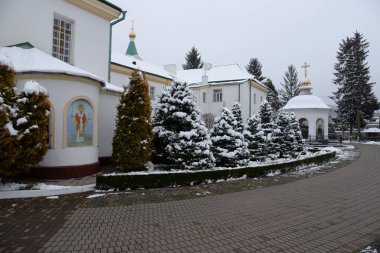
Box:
[332,31,379,134]
[96,152,336,190]
[246,58,265,82]
[279,65,300,105]
[112,70,152,171]
[264,79,281,112]
[182,46,203,70]
[15,81,50,172]
[244,114,265,161]
[0,63,20,181]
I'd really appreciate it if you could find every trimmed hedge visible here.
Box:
[96,152,336,190]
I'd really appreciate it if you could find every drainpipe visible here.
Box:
[238,82,241,102]
[108,11,127,83]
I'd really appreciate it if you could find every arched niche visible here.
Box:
[316,118,324,140]
[299,118,309,139]
[63,96,95,148]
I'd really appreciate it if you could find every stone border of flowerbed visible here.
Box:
[96,151,336,190]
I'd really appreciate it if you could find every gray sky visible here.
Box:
[110,0,380,102]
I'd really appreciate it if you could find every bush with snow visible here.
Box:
[244,114,266,161]
[231,102,244,133]
[258,101,279,159]
[211,107,249,167]
[0,59,50,182]
[112,70,152,171]
[152,81,214,170]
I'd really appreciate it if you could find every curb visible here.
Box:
[0,184,95,199]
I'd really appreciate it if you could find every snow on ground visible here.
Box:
[46,196,59,199]
[86,193,105,199]
[364,141,380,145]
[266,170,281,177]
[361,246,378,253]
[0,182,95,191]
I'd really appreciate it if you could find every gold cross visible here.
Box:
[131,19,134,31]
[302,62,310,78]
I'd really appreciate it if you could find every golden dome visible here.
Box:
[300,78,311,87]
[129,29,136,39]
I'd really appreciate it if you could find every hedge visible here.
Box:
[96,151,336,190]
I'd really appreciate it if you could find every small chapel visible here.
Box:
[283,63,331,141]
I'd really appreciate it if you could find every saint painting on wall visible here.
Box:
[67,99,93,147]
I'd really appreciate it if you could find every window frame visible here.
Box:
[213,89,223,102]
[149,86,156,100]
[52,15,74,64]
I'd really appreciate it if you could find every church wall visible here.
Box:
[15,77,100,168]
[284,108,330,139]
[98,92,119,158]
[0,0,110,80]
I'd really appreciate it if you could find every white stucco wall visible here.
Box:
[0,0,110,80]
[98,92,120,157]
[284,108,330,139]
[15,77,100,167]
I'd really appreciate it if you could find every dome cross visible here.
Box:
[302,62,310,79]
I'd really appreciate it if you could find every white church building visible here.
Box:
[0,0,268,179]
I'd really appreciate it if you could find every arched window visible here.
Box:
[65,98,94,147]
[316,118,324,140]
[299,118,309,139]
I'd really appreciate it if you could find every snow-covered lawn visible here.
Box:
[363,141,380,145]
[0,182,95,192]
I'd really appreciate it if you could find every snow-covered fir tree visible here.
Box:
[211,107,249,167]
[279,65,300,105]
[182,47,203,70]
[15,80,50,173]
[259,101,279,159]
[332,31,379,135]
[0,60,20,181]
[264,79,281,112]
[112,70,152,171]
[231,102,244,133]
[244,114,265,161]
[289,112,304,155]
[274,111,295,158]
[152,81,214,170]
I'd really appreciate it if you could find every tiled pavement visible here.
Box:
[1,144,380,252]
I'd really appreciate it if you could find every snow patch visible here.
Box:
[86,193,105,199]
[23,80,48,96]
[46,196,59,199]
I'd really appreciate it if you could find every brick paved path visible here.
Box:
[37,144,380,253]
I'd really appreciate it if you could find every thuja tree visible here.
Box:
[112,70,152,171]
[153,81,214,170]
[15,80,50,173]
[211,107,249,167]
[289,112,304,155]
[259,101,279,159]
[0,60,20,181]
[274,111,295,158]
[231,102,244,133]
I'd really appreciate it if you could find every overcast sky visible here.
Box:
[110,0,380,102]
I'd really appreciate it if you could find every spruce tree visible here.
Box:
[244,114,265,161]
[0,60,20,181]
[246,58,265,82]
[211,107,249,167]
[15,80,50,172]
[153,81,214,170]
[231,102,244,133]
[274,111,296,158]
[182,47,203,70]
[279,65,300,105]
[264,79,281,112]
[112,70,152,171]
[289,112,304,156]
[259,101,278,159]
[332,32,379,135]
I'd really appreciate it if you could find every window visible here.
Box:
[52,16,73,64]
[260,96,263,103]
[213,89,222,102]
[254,93,256,104]
[149,86,155,100]
[202,92,206,103]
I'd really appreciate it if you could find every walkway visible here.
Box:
[1,144,379,252]
[37,144,380,253]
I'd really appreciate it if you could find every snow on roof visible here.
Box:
[177,64,265,87]
[362,128,380,133]
[283,94,331,110]
[111,52,173,80]
[104,82,123,93]
[0,47,105,85]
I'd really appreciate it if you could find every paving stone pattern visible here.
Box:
[38,144,380,253]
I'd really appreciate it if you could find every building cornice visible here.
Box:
[65,0,121,21]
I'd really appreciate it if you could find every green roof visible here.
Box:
[126,41,138,56]
[7,42,34,49]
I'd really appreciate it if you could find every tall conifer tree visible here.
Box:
[332,32,379,134]
[182,47,203,70]
[246,58,265,82]
[264,79,281,112]
[279,65,300,105]
[113,70,152,171]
